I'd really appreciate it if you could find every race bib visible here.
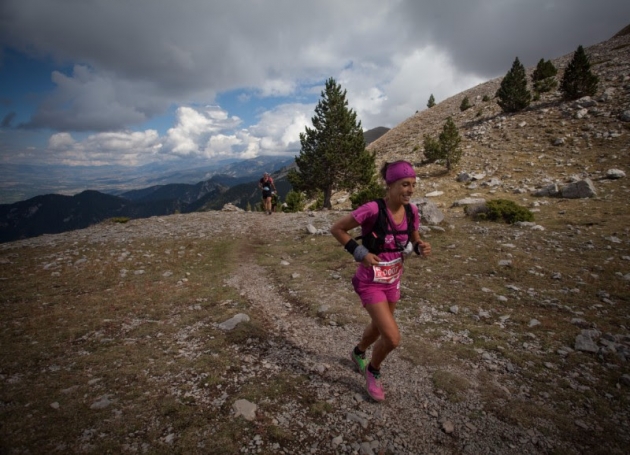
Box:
[372,257,403,284]
[263,186,270,191]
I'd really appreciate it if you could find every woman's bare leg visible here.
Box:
[358,301,399,369]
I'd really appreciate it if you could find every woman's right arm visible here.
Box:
[331,214,381,266]
[330,213,360,246]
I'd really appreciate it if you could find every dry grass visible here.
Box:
[0,237,267,453]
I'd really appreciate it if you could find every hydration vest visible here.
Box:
[357,199,414,254]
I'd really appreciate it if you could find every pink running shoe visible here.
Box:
[365,367,385,402]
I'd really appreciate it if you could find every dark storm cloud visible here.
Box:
[395,0,630,78]
[1,0,629,134]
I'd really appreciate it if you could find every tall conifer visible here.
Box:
[496,57,531,113]
[560,45,599,100]
[288,78,374,209]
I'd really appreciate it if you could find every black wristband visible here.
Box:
[344,239,359,254]
[413,242,422,255]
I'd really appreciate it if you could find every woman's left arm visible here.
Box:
[411,229,431,256]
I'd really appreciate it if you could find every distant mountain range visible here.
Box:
[0,127,390,243]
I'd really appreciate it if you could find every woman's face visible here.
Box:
[388,177,416,205]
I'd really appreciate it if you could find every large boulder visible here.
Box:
[413,198,444,225]
[561,179,597,199]
[533,179,597,199]
[533,184,560,197]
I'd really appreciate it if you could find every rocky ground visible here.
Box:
[1,205,629,454]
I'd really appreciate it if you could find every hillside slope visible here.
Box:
[364,32,629,205]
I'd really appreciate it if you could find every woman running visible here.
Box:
[330,160,431,401]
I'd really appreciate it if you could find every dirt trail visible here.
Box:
[222,218,547,455]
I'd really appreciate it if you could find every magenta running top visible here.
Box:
[351,201,420,284]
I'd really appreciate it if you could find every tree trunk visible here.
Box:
[323,186,333,209]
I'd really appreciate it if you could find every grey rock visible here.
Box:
[620,110,630,122]
[233,399,257,421]
[620,375,630,387]
[606,169,626,179]
[360,441,374,455]
[561,179,597,199]
[452,197,486,207]
[306,224,318,234]
[413,198,444,225]
[222,203,244,212]
[218,313,250,331]
[575,108,588,119]
[574,333,599,353]
[346,412,369,429]
[456,172,472,182]
[575,96,597,108]
[332,435,344,446]
[533,184,560,197]
[442,420,455,434]
[90,394,114,410]
[449,305,459,315]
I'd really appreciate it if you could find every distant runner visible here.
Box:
[258,172,277,215]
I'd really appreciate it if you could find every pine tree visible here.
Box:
[460,96,472,111]
[531,58,558,93]
[427,94,436,108]
[288,77,375,209]
[496,57,531,113]
[421,117,462,171]
[439,117,462,171]
[560,45,599,100]
[422,134,442,164]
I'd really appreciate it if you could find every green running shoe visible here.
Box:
[351,349,367,374]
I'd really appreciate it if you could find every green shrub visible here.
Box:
[350,180,385,209]
[482,94,490,102]
[310,191,325,210]
[470,199,534,224]
[110,217,130,224]
[531,58,558,93]
[284,190,305,212]
[422,134,442,163]
[460,96,472,111]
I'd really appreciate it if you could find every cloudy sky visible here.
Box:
[1,0,629,169]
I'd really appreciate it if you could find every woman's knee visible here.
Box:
[382,329,400,350]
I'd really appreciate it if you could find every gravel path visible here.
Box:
[221,213,551,455]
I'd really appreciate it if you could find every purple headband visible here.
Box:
[385,161,416,184]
